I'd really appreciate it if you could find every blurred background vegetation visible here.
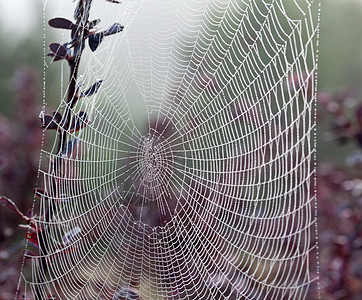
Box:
[0,0,361,299]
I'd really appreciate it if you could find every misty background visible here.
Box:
[0,0,361,299]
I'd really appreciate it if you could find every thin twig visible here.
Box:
[36,1,93,298]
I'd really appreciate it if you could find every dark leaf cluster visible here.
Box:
[47,16,124,60]
[0,1,124,298]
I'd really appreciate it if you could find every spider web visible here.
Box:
[19,0,320,299]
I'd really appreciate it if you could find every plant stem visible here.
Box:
[35,1,92,298]
[56,59,80,155]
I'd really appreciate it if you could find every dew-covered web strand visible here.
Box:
[154,0,265,139]
[19,0,320,299]
[165,20,312,147]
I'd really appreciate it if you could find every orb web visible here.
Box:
[19,0,320,299]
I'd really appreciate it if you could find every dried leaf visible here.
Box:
[88,23,123,52]
[104,23,124,36]
[41,111,63,131]
[49,18,76,30]
[89,19,101,29]
[80,80,103,97]
[41,115,57,130]
[47,53,64,61]
[69,112,89,132]
[49,43,69,60]
[88,33,104,52]
[106,0,122,3]
[53,111,62,123]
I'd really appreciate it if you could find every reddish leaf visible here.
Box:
[80,80,103,97]
[49,17,76,30]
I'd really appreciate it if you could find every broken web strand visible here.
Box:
[18,0,321,299]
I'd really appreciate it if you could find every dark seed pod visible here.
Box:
[80,80,103,97]
[104,23,124,36]
[88,33,104,52]
[89,19,101,29]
